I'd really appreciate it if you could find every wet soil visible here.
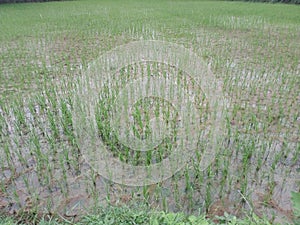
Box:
[0,99,299,224]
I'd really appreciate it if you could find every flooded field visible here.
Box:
[0,0,299,224]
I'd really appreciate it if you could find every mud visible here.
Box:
[0,98,299,224]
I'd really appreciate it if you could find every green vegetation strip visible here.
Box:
[0,205,274,225]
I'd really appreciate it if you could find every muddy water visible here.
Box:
[0,96,299,224]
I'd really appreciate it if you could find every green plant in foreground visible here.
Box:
[1,203,297,225]
[291,192,300,225]
[80,205,209,225]
[73,205,282,225]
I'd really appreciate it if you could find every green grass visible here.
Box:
[0,0,299,224]
[0,205,275,225]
